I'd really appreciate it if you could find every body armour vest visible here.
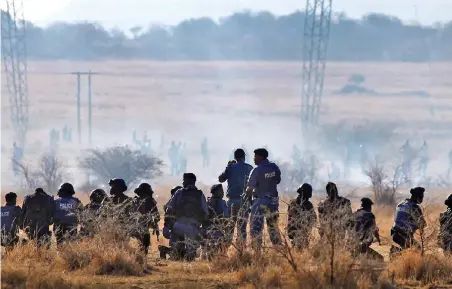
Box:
[54,197,81,225]
[175,188,204,222]
[393,199,422,233]
[23,193,54,226]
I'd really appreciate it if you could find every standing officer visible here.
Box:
[218,148,253,243]
[1,192,22,250]
[245,148,282,248]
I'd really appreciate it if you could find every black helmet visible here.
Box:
[170,186,182,196]
[360,197,374,207]
[58,183,75,196]
[410,187,425,197]
[108,178,127,191]
[296,183,312,199]
[210,184,224,198]
[445,194,452,208]
[134,182,153,196]
[90,189,107,203]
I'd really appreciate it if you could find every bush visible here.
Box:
[79,145,163,187]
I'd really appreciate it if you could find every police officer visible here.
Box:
[352,198,383,261]
[131,183,160,255]
[80,189,108,237]
[159,185,183,259]
[203,184,230,259]
[418,141,429,177]
[219,148,253,244]
[391,187,425,250]
[246,148,282,248]
[54,183,83,245]
[105,178,133,221]
[287,183,317,250]
[21,188,55,247]
[439,194,452,252]
[1,192,22,250]
[165,173,208,261]
[317,182,353,239]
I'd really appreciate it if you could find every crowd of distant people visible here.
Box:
[2,148,452,262]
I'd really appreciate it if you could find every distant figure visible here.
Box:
[178,143,188,174]
[417,141,429,177]
[400,140,414,182]
[12,142,24,177]
[168,141,179,176]
[201,137,210,168]
[329,162,341,181]
[132,129,138,144]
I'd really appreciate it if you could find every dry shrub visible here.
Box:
[1,263,88,289]
[213,250,254,272]
[388,250,452,285]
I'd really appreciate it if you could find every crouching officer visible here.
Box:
[204,184,230,258]
[165,173,208,261]
[22,188,55,247]
[246,148,282,248]
[391,187,425,252]
[80,189,108,237]
[131,183,160,255]
[1,192,22,250]
[104,178,133,225]
[352,198,383,261]
[287,183,317,250]
[159,186,182,260]
[54,183,83,245]
[439,194,452,252]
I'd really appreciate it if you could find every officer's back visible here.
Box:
[218,149,253,199]
[353,198,376,243]
[1,192,22,235]
[248,157,281,198]
[54,183,82,226]
[22,188,55,228]
[207,184,230,220]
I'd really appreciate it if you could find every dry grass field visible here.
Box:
[1,61,452,288]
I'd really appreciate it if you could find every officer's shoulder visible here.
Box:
[304,200,314,209]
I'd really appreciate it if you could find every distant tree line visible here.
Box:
[1,10,451,61]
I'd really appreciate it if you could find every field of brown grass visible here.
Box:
[2,61,452,288]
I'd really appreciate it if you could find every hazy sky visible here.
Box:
[2,0,451,29]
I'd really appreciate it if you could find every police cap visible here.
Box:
[183,173,197,183]
[410,187,425,197]
[109,178,128,191]
[210,184,223,196]
[445,194,452,207]
[360,197,374,207]
[234,148,246,159]
[254,148,268,159]
[5,192,17,202]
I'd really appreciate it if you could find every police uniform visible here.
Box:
[247,149,282,246]
[317,183,353,239]
[131,183,160,255]
[80,189,108,237]
[1,194,22,248]
[218,149,253,242]
[165,173,208,261]
[53,183,83,245]
[439,194,452,252]
[287,184,316,249]
[391,198,425,249]
[22,188,55,247]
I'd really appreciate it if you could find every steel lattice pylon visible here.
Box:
[301,0,332,132]
[1,0,29,148]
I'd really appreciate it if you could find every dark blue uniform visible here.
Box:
[22,190,55,246]
[54,196,82,244]
[439,208,452,252]
[165,186,208,260]
[219,160,253,241]
[391,199,425,249]
[1,205,22,247]
[247,159,282,246]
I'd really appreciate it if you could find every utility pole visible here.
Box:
[70,71,98,146]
